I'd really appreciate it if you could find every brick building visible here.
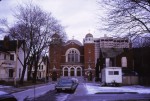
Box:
[49,33,132,82]
[49,33,95,81]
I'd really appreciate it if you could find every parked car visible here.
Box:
[71,78,79,84]
[55,78,78,93]
[0,91,17,101]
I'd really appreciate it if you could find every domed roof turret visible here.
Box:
[65,39,82,46]
[85,33,93,38]
[52,33,60,38]
[51,33,62,44]
[83,33,94,44]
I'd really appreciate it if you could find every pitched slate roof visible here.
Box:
[0,40,25,51]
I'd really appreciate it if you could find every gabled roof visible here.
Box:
[0,40,25,51]
[52,33,60,38]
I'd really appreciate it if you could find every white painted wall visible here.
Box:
[0,42,27,81]
[121,57,127,67]
[0,52,13,80]
[16,46,27,80]
[105,58,110,67]
[7,45,27,81]
[102,67,122,84]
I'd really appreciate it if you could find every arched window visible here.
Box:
[70,68,74,76]
[77,68,81,76]
[64,68,68,76]
[66,48,80,62]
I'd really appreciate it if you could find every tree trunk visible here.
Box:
[32,55,39,84]
[19,64,27,85]
[27,59,34,81]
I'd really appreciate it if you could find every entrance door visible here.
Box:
[77,68,81,76]
[64,68,68,76]
[70,68,74,76]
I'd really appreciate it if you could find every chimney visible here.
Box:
[3,36,10,49]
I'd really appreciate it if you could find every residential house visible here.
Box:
[31,56,49,82]
[0,36,27,81]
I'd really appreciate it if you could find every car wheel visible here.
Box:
[56,89,60,93]
[70,89,75,94]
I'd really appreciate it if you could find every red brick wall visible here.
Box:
[84,43,95,69]
[61,43,84,63]
[49,44,62,77]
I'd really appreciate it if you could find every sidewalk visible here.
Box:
[0,82,52,94]
[85,82,150,94]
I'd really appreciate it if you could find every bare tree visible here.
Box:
[99,0,150,37]
[1,4,67,84]
[132,34,150,47]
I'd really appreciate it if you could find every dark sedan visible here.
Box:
[55,78,78,93]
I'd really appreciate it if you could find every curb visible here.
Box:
[95,92,138,94]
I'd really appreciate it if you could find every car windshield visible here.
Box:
[58,79,73,84]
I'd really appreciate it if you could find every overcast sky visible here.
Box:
[0,0,105,42]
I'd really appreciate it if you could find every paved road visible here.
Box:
[66,83,150,101]
[67,93,150,101]
[12,83,55,101]
[27,83,150,101]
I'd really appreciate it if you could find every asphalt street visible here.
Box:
[27,83,150,101]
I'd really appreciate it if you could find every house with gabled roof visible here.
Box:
[0,36,27,82]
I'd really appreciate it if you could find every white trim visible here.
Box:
[62,66,82,77]
[63,67,69,76]
[76,66,82,76]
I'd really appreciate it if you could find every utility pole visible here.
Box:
[14,40,18,87]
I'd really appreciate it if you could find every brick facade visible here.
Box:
[49,33,132,81]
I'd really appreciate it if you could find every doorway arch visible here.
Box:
[77,67,81,76]
[64,68,68,76]
[70,68,75,76]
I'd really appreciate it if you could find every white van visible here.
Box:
[102,67,122,86]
